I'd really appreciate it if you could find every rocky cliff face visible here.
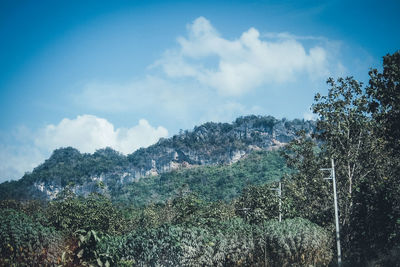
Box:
[0,115,315,200]
[127,115,314,175]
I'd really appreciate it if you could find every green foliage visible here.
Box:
[235,183,281,224]
[280,133,333,227]
[0,115,314,203]
[0,199,48,225]
[95,217,332,267]
[0,209,64,266]
[0,178,47,201]
[116,150,288,206]
[31,147,129,187]
[254,218,333,267]
[46,192,124,234]
[367,51,400,155]
[72,229,116,267]
[312,76,383,232]
[124,193,236,231]
[210,218,255,266]
[97,219,255,266]
[0,147,130,201]
[195,200,236,227]
[281,76,388,261]
[347,51,400,264]
[170,192,205,224]
[367,51,400,247]
[280,53,400,264]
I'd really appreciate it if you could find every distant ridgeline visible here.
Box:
[0,115,315,204]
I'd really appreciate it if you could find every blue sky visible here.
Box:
[0,0,399,181]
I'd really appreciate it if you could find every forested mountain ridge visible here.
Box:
[0,115,314,201]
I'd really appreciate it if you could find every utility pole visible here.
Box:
[271,181,282,222]
[320,159,342,267]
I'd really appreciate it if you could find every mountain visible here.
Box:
[113,149,290,206]
[0,115,315,201]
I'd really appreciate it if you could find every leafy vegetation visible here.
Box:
[114,150,289,206]
[0,147,130,200]
[0,192,332,266]
[0,51,399,266]
[93,217,331,267]
[0,209,64,266]
[46,191,124,234]
[0,114,314,202]
[254,218,333,266]
[279,51,400,265]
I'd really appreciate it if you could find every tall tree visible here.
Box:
[361,51,400,259]
[312,77,385,246]
[280,131,332,228]
[283,76,386,262]
[368,51,400,155]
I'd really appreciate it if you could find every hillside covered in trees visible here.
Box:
[0,115,313,201]
[1,51,399,266]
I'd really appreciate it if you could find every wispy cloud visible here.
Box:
[262,32,328,41]
[153,17,333,96]
[74,16,344,128]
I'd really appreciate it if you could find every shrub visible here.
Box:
[254,218,333,266]
[0,209,64,266]
[46,192,124,234]
[98,219,256,266]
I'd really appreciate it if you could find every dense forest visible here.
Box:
[1,51,399,266]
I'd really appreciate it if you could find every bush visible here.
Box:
[254,218,333,267]
[97,218,258,266]
[0,209,64,266]
[46,192,124,234]
[235,183,281,224]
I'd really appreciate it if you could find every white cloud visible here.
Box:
[0,143,43,182]
[75,17,343,128]
[113,118,168,154]
[0,116,168,181]
[154,16,332,96]
[35,115,168,154]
